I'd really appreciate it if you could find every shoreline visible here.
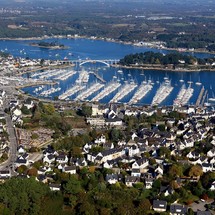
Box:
[0,35,215,56]
[18,63,75,76]
[112,64,215,72]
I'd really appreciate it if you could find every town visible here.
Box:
[0,54,214,214]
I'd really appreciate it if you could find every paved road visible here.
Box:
[0,87,18,176]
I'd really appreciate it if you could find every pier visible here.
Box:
[201,90,208,107]
[195,86,205,106]
[89,71,106,83]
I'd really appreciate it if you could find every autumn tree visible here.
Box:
[189,165,203,178]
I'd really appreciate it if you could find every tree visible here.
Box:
[189,165,203,177]
[0,178,49,214]
[168,164,183,179]
[80,105,92,117]
[27,167,38,177]
[137,199,151,213]
[63,175,82,195]
[17,165,28,174]
[21,105,31,115]
[157,147,171,158]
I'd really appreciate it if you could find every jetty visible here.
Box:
[91,81,121,102]
[110,82,137,103]
[129,81,153,105]
[195,86,205,106]
[89,71,106,83]
[75,83,104,101]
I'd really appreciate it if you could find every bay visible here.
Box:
[0,38,214,106]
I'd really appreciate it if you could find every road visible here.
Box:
[0,87,18,176]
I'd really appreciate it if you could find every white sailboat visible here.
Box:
[195,76,202,86]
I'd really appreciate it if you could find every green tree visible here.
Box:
[80,105,92,117]
[168,164,183,179]
[63,175,82,195]
[0,178,49,214]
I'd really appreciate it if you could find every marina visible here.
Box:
[54,70,77,81]
[75,70,90,84]
[151,81,173,106]
[91,81,121,102]
[110,82,138,103]
[0,37,212,106]
[128,81,153,105]
[59,85,86,100]
[173,84,194,107]
[75,82,104,101]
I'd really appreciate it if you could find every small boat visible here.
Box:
[179,79,184,83]
[195,77,202,86]
[208,91,215,102]
[117,70,123,74]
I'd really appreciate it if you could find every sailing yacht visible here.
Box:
[195,76,202,86]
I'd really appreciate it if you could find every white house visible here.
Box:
[49,184,61,191]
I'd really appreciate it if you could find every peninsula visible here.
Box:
[117,51,215,72]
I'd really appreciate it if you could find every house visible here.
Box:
[131,169,141,177]
[103,160,113,169]
[56,154,68,164]
[17,145,26,154]
[64,166,76,174]
[49,183,61,191]
[94,148,125,164]
[170,204,187,215]
[196,212,212,215]
[95,134,106,144]
[86,117,105,127]
[105,118,123,126]
[153,200,167,212]
[132,158,149,170]
[38,166,52,175]
[106,174,122,184]
[23,100,34,110]
[186,151,200,159]
[125,176,140,187]
[15,153,29,167]
[207,148,215,157]
[91,104,106,116]
[209,181,215,191]
[0,170,11,179]
[201,163,213,173]
[128,145,140,157]
[145,178,154,189]
[36,175,48,183]
[43,154,55,165]
[155,165,164,178]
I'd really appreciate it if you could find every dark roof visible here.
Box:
[125,176,140,183]
[49,184,61,189]
[170,204,187,214]
[64,166,76,171]
[153,200,167,210]
[196,211,212,215]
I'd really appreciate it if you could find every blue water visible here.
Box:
[1,38,214,105]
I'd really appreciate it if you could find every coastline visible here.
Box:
[112,64,215,72]
[1,35,215,56]
[18,63,75,76]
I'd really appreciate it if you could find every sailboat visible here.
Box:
[208,91,215,102]
[195,76,202,86]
